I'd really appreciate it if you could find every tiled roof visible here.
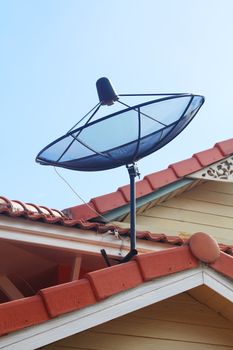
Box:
[0,139,233,339]
[1,137,233,250]
[64,137,233,221]
[1,196,233,253]
[0,233,232,336]
[0,196,184,245]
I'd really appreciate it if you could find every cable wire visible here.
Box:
[53,167,109,222]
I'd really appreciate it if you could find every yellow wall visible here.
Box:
[133,181,233,245]
[43,291,233,350]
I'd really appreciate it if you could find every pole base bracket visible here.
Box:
[101,248,138,266]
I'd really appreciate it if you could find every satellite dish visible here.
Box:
[36,78,205,264]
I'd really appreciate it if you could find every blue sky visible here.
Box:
[1,0,233,210]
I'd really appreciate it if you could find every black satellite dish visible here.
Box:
[36,78,205,264]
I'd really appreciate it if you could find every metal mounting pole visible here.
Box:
[100,163,140,265]
[127,163,140,251]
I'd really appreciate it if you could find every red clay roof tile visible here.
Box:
[145,168,178,190]
[209,251,233,279]
[91,191,127,214]
[215,138,233,156]
[189,232,220,263]
[0,138,233,336]
[62,137,233,220]
[40,279,96,317]
[0,295,49,336]
[219,244,233,256]
[0,236,232,336]
[63,202,98,221]
[135,246,198,281]
[118,178,152,202]
[169,157,202,177]
[132,231,184,245]
[193,146,224,166]
[86,260,143,300]
[1,197,233,252]
[0,197,185,245]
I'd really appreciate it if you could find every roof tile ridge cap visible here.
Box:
[188,232,221,263]
[62,218,109,233]
[215,137,233,156]
[135,245,198,282]
[209,251,233,279]
[39,277,97,318]
[90,190,127,215]
[192,144,227,163]
[0,294,50,336]
[26,203,67,218]
[91,159,197,215]
[94,139,233,207]
[25,202,45,215]
[219,243,233,256]
[169,154,203,177]
[86,259,144,301]
[62,142,218,219]
[144,167,179,190]
[92,167,179,208]
[82,169,179,216]
[50,208,67,218]
[38,205,56,216]
[0,196,14,210]
[62,201,99,221]
[63,137,233,220]
[118,177,154,202]
[4,199,31,216]
[192,142,226,162]
[12,199,30,213]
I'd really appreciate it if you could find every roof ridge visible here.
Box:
[64,137,233,221]
[0,234,232,336]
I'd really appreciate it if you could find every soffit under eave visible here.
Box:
[188,284,233,323]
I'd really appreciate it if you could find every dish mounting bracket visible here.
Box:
[101,163,139,266]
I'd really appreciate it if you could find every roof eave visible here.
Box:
[1,266,232,350]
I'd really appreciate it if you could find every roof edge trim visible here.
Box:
[0,267,204,350]
[94,178,194,222]
[1,266,233,350]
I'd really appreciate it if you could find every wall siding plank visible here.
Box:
[135,216,233,243]
[140,207,233,229]
[44,292,233,350]
[132,182,233,244]
[92,317,233,346]
[159,197,233,218]
[49,332,233,350]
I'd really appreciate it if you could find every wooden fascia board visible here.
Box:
[0,216,162,256]
[96,178,194,222]
[203,266,233,302]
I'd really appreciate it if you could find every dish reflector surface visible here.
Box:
[36,94,204,171]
